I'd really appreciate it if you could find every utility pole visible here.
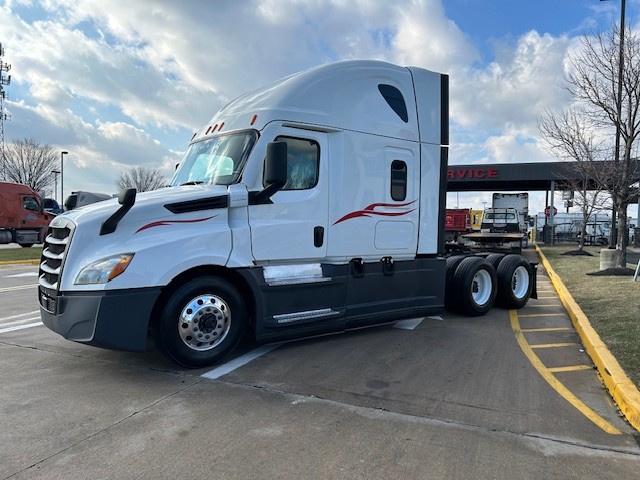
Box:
[600,0,626,248]
[0,42,11,181]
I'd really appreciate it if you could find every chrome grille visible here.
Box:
[39,218,75,312]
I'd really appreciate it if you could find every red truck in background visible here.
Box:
[0,181,54,247]
[445,208,471,242]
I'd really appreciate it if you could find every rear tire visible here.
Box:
[445,255,467,309]
[496,254,533,309]
[153,276,246,368]
[18,243,34,248]
[485,253,505,271]
[449,257,497,316]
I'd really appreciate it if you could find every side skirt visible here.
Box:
[238,256,445,344]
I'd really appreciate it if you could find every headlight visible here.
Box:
[75,254,135,285]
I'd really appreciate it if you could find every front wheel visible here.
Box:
[153,276,247,368]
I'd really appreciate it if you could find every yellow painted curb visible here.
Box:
[535,244,640,432]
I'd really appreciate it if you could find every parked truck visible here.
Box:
[0,182,55,247]
[463,193,530,252]
[480,208,522,234]
[39,61,537,368]
[492,193,529,233]
[444,208,471,242]
[64,191,113,211]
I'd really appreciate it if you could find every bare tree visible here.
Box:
[539,109,610,249]
[4,138,57,193]
[115,166,166,192]
[565,26,640,266]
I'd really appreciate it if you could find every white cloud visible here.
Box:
[454,31,572,132]
[390,0,478,73]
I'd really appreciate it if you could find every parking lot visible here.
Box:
[1,261,640,479]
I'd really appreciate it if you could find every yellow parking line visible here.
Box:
[510,310,621,435]
[526,304,563,307]
[521,327,572,333]
[531,342,580,349]
[548,365,593,373]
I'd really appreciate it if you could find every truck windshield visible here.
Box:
[485,212,516,220]
[171,131,258,186]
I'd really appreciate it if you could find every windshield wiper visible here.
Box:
[180,181,204,186]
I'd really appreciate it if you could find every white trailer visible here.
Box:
[39,61,537,368]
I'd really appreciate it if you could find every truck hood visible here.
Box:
[56,184,235,291]
[60,184,229,230]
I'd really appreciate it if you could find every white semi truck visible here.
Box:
[39,61,537,368]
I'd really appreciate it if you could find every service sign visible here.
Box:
[447,167,499,180]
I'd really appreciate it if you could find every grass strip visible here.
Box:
[0,246,43,263]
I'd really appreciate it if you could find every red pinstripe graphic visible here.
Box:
[333,200,417,225]
[135,215,217,234]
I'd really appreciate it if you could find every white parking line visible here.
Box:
[6,272,38,278]
[393,318,425,330]
[0,322,43,334]
[201,343,284,380]
[0,316,41,328]
[0,310,40,321]
[0,284,38,293]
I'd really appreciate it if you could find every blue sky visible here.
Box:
[0,0,637,215]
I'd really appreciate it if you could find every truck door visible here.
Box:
[249,130,328,262]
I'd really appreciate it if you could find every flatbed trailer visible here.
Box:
[462,232,528,253]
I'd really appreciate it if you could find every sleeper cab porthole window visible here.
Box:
[378,84,408,123]
[391,160,407,201]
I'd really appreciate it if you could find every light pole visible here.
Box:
[601,0,626,248]
[60,150,68,207]
[51,169,60,205]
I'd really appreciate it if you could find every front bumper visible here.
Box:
[40,286,161,352]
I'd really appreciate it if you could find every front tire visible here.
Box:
[153,276,246,368]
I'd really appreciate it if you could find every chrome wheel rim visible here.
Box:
[178,294,231,351]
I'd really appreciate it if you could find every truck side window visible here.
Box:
[390,160,407,201]
[265,136,320,190]
[23,196,39,212]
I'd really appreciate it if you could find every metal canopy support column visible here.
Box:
[550,180,555,245]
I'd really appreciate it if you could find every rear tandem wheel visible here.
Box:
[448,256,497,316]
[495,254,533,309]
